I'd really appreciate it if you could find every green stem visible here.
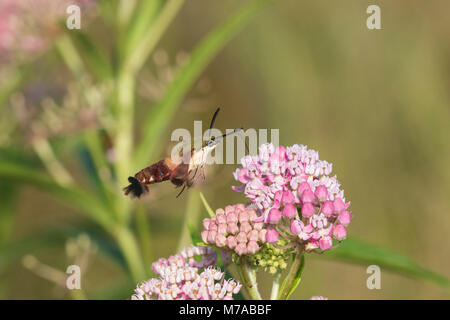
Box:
[127,0,185,73]
[136,206,153,273]
[238,259,261,300]
[113,225,146,283]
[278,250,304,300]
[270,272,281,300]
[32,138,74,186]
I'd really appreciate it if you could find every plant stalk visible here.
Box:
[270,272,281,300]
[238,259,262,300]
[278,250,304,300]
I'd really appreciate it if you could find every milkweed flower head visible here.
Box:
[232,143,352,253]
[200,204,267,256]
[131,246,241,300]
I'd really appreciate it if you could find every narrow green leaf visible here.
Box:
[0,183,18,245]
[67,30,113,80]
[134,0,272,169]
[176,190,201,251]
[126,0,184,73]
[121,0,163,60]
[199,192,215,217]
[279,254,305,299]
[0,160,113,229]
[324,238,450,289]
[0,226,126,273]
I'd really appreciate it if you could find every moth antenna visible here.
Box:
[176,184,187,198]
[208,107,221,141]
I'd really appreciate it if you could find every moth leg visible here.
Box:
[176,184,187,198]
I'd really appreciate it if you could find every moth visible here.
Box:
[124,107,242,198]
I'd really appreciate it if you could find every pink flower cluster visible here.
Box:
[201,204,267,256]
[132,246,241,300]
[232,143,352,252]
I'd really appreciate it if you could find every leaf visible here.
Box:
[125,0,183,73]
[121,0,163,61]
[199,192,215,217]
[176,190,202,251]
[0,182,18,245]
[0,160,113,229]
[279,254,305,299]
[67,30,113,80]
[134,0,273,169]
[0,225,126,274]
[324,237,450,289]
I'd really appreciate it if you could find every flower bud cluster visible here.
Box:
[246,239,292,274]
[201,204,266,256]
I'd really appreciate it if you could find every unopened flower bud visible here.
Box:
[301,202,315,218]
[337,210,351,226]
[314,185,328,201]
[282,203,297,218]
[247,241,259,255]
[301,189,315,203]
[321,201,334,217]
[333,224,347,241]
[268,208,282,224]
[235,243,247,255]
[265,229,279,244]
[333,198,345,213]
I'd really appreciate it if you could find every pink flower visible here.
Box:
[215,234,227,247]
[301,202,315,218]
[216,213,226,224]
[227,223,239,234]
[232,143,352,254]
[201,231,209,243]
[333,198,345,213]
[333,224,347,241]
[290,219,303,235]
[321,201,334,217]
[247,241,259,254]
[337,211,351,226]
[268,208,282,224]
[319,236,333,250]
[240,221,252,233]
[132,246,241,300]
[207,231,217,243]
[236,231,247,243]
[235,243,247,255]
[301,189,316,203]
[297,182,311,196]
[258,229,267,242]
[266,229,279,244]
[314,185,328,201]
[309,296,328,300]
[226,236,237,249]
[248,230,259,241]
[282,203,297,218]
[282,190,295,204]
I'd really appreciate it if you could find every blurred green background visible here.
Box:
[0,0,449,299]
